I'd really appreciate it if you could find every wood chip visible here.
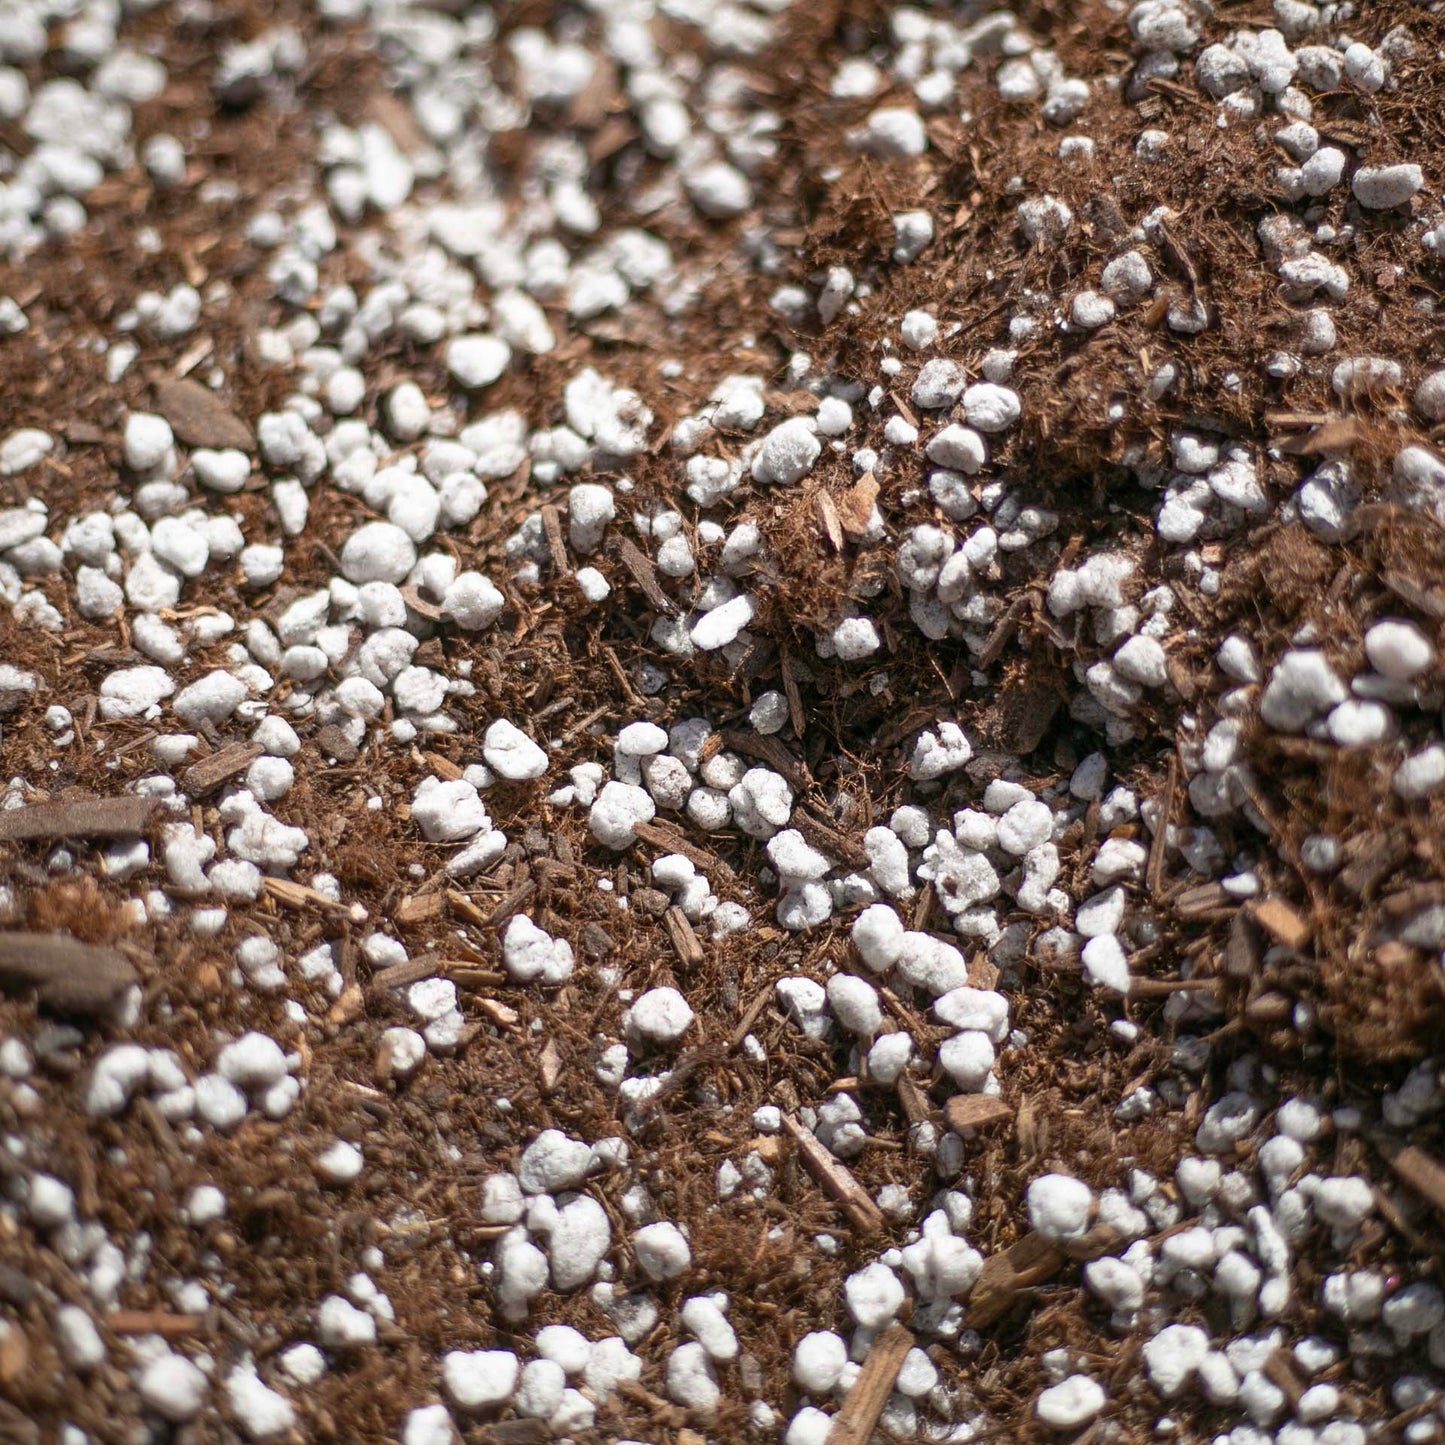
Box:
[631,820,735,883]
[895,1071,932,1126]
[476,998,520,1029]
[566,52,618,129]
[825,1323,914,1445]
[1250,897,1312,951]
[719,729,809,791]
[1224,910,1262,978]
[477,1421,550,1445]
[728,986,775,1052]
[262,878,360,920]
[367,955,441,999]
[992,673,1060,755]
[1172,881,1232,918]
[977,594,1029,670]
[1147,754,1178,897]
[835,471,880,539]
[400,585,445,622]
[779,648,805,739]
[796,809,871,871]
[781,1113,884,1235]
[421,750,463,782]
[107,1310,204,1338]
[1263,1351,1305,1411]
[153,377,255,451]
[1381,569,1445,622]
[1128,975,1220,999]
[315,723,360,763]
[1060,1221,1123,1263]
[181,741,262,796]
[611,534,677,614]
[395,893,445,928]
[887,390,919,430]
[944,1095,1013,1132]
[1276,416,1365,457]
[364,90,428,154]
[1379,1141,1445,1224]
[474,880,536,928]
[663,905,704,967]
[967,1231,1066,1328]
[0,933,137,1016]
[814,489,844,552]
[0,1400,38,1445]
[0,795,158,843]
[539,1038,563,1092]
[541,503,570,577]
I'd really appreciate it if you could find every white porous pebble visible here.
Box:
[319,1294,378,1346]
[501,915,574,985]
[1259,650,1345,731]
[681,1296,738,1362]
[793,1331,848,1394]
[412,777,490,843]
[752,418,821,485]
[443,572,504,630]
[665,1341,719,1411]
[1027,1173,1093,1242]
[124,412,174,472]
[225,1366,297,1440]
[216,1032,288,1090]
[844,1262,905,1328]
[589,781,656,848]
[1143,1324,1210,1397]
[1071,291,1116,329]
[340,522,417,585]
[633,1221,691,1281]
[909,722,973,780]
[625,987,695,1048]
[616,721,668,756]
[443,1350,519,1411]
[56,1305,105,1371]
[483,719,549,780]
[1081,934,1130,994]
[28,1173,75,1227]
[827,974,882,1036]
[1037,1375,1106,1431]
[514,1359,565,1418]
[691,593,755,651]
[852,904,905,971]
[517,1131,594,1197]
[138,1351,208,1421]
[1352,164,1423,210]
[447,334,511,390]
[315,1141,364,1185]
[1364,619,1433,680]
[403,1404,455,1445]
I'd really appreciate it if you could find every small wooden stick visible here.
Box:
[180,742,262,797]
[0,795,158,842]
[663,906,704,967]
[781,1114,884,1235]
[1378,1141,1445,1224]
[825,1323,914,1445]
[967,1232,1066,1328]
[107,1310,203,1338]
[1146,754,1177,897]
[632,819,736,882]
[728,987,774,1052]
[944,1095,1012,1133]
[541,503,570,577]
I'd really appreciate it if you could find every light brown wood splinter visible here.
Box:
[781,1114,884,1235]
[825,1323,914,1445]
